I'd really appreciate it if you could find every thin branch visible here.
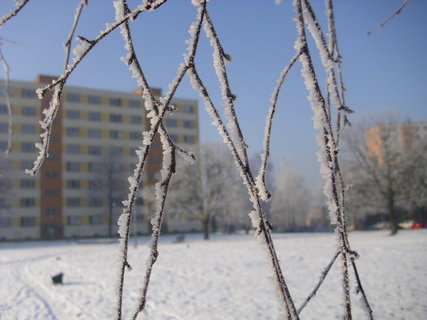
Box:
[189,65,300,320]
[115,1,205,318]
[297,251,340,314]
[0,47,12,155]
[294,0,352,317]
[350,258,374,320]
[256,51,301,201]
[0,0,30,28]
[367,0,409,35]
[63,0,88,71]
[26,0,168,176]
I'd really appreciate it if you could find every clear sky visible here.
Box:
[1,0,426,191]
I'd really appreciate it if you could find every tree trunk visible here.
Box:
[387,191,398,235]
[202,218,210,240]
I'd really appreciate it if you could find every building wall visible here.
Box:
[0,76,199,240]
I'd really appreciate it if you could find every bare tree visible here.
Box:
[166,142,239,240]
[343,117,427,235]
[270,159,310,231]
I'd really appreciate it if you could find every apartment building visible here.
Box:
[0,75,199,240]
[364,121,427,165]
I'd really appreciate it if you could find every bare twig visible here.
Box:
[350,258,374,319]
[63,0,88,70]
[256,51,301,201]
[0,0,30,28]
[367,0,409,35]
[297,251,340,314]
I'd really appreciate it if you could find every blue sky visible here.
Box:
[1,0,426,191]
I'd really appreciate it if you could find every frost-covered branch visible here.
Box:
[297,251,339,314]
[0,0,30,28]
[293,0,352,317]
[63,0,88,70]
[256,51,301,201]
[115,1,204,318]
[188,37,300,318]
[0,46,12,155]
[367,0,409,35]
[350,258,374,319]
[204,11,249,167]
[26,0,168,176]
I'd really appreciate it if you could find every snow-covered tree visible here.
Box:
[343,118,427,234]
[270,159,310,231]
[166,142,244,239]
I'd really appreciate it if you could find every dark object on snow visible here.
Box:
[52,272,63,285]
[173,235,185,243]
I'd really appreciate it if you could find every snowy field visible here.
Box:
[1,230,426,320]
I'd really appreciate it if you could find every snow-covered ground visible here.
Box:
[1,230,426,320]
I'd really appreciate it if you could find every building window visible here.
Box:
[19,159,30,169]
[45,189,57,196]
[88,162,102,172]
[110,130,122,139]
[109,146,123,155]
[0,141,8,151]
[169,134,178,142]
[129,100,141,108]
[67,216,81,226]
[21,142,34,152]
[88,128,101,138]
[129,131,140,140]
[20,198,35,207]
[67,198,81,207]
[88,112,101,121]
[66,162,80,172]
[184,135,195,144]
[22,106,36,116]
[89,215,103,225]
[109,97,122,106]
[183,120,194,128]
[136,198,144,206]
[66,110,80,119]
[88,145,102,155]
[89,180,102,190]
[166,119,177,127]
[130,115,141,124]
[66,127,80,137]
[67,180,81,189]
[67,144,80,154]
[21,124,36,134]
[20,179,35,189]
[46,170,57,177]
[149,157,161,164]
[20,217,36,227]
[183,104,194,113]
[0,217,12,227]
[47,152,57,160]
[110,114,122,123]
[67,93,80,103]
[89,198,103,207]
[21,89,35,99]
[46,208,58,215]
[0,105,8,114]
[88,95,101,104]
[0,122,8,133]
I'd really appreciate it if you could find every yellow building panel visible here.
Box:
[101,96,109,105]
[80,111,88,120]
[122,98,129,107]
[81,162,88,172]
[12,160,20,169]
[101,112,108,122]
[102,215,108,224]
[35,216,41,226]
[123,114,129,123]
[12,217,20,227]
[101,129,108,139]
[12,88,20,97]
[81,180,88,189]
[80,127,87,137]
[81,198,88,207]
[81,216,89,225]
[122,131,129,140]
[12,123,20,132]
[80,94,88,104]
[80,145,88,155]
